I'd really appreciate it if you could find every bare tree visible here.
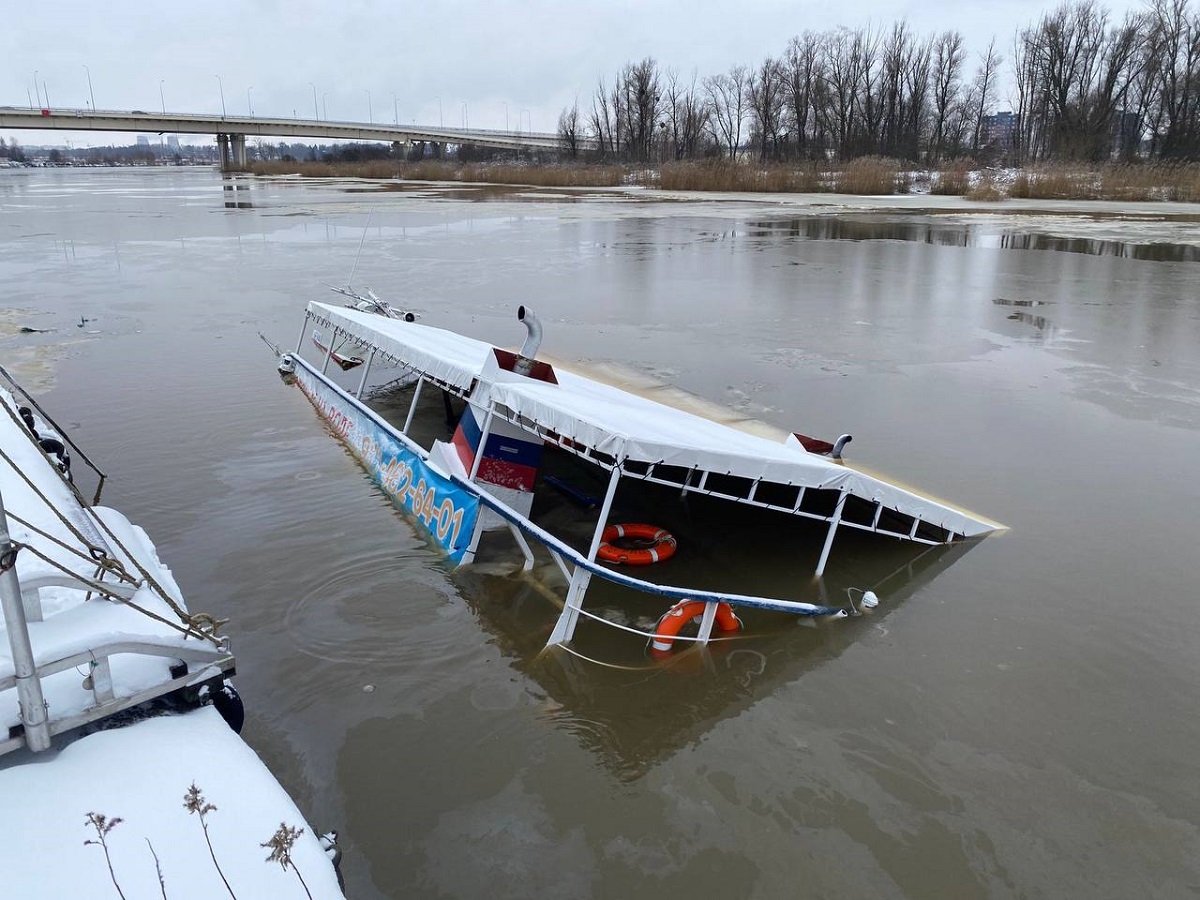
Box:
[619,58,661,162]
[785,32,824,157]
[852,26,884,156]
[817,27,865,159]
[589,76,616,158]
[971,39,1003,154]
[663,69,710,159]
[749,56,788,159]
[1018,1,1147,160]
[930,30,967,162]
[704,65,749,158]
[1145,0,1200,158]
[558,102,582,159]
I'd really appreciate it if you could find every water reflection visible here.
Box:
[998,231,1200,261]
[455,537,977,780]
[747,216,1200,261]
[221,175,254,209]
[993,297,1049,330]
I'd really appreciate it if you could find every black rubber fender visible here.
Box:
[211,680,245,734]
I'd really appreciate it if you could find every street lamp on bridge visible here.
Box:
[82,65,95,111]
[214,75,225,117]
[364,90,372,124]
[392,93,398,126]
[247,86,254,117]
[159,80,166,115]
[310,83,319,120]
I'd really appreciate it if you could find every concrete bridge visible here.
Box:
[0,106,588,168]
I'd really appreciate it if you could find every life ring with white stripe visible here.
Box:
[597,523,676,565]
[649,600,742,657]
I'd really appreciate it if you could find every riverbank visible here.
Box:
[246,158,1200,203]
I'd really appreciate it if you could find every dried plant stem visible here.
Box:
[291,865,314,900]
[199,816,238,899]
[184,783,238,900]
[145,838,169,900]
[84,812,127,900]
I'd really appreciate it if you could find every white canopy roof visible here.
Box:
[310,302,999,537]
[311,301,491,392]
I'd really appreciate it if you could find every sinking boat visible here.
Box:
[274,300,1002,656]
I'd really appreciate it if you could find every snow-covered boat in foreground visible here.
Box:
[0,370,342,898]
[278,300,1002,655]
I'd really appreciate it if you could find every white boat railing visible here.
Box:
[449,467,847,618]
[0,637,235,757]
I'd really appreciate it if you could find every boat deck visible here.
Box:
[0,382,234,756]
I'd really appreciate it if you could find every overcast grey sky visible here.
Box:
[4,0,1146,145]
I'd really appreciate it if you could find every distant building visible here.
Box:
[136,135,150,146]
[166,135,180,150]
[983,111,1019,150]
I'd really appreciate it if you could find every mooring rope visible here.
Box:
[0,441,224,646]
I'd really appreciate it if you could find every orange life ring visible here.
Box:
[649,600,742,657]
[597,523,676,565]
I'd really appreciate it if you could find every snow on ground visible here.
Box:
[0,706,343,899]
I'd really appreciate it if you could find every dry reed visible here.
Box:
[248,159,627,187]
[831,157,910,194]
[964,176,1005,201]
[933,162,971,196]
[247,157,1200,203]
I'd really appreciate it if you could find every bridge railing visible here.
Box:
[1,105,563,140]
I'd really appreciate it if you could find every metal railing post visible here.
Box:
[0,486,51,751]
[460,402,497,565]
[401,376,425,433]
[815,491,848,577]
[294,311,310,354]
[320,326,338,375]
[355,348,377,399]
[546,463,622,647]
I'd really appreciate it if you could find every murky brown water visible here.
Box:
[3,167,1200,899]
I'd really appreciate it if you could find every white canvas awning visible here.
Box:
[309,302,490,392]
[488,373,998,538]
[307,302,1001,538]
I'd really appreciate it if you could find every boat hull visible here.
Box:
[292,356,480,563]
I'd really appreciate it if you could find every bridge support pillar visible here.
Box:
[231,134,247,170]
[217,133,231,171]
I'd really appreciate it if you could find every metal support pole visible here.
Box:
[815,492,848,577]
[401,377,425,433]
[696,600,719,645]
[546,463,622,647]
[355,348,377,399]
[294,312,310,353]
[506,523,535,571]
[0,487,51,751]
[467,404,496,482]
[460,403,498,565]
[320,326,337,375]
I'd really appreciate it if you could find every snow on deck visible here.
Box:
[0,388,204,730]
[0,384,343,897]
[0,706,342,899]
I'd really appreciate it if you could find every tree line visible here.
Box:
[559,0,1200,165]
